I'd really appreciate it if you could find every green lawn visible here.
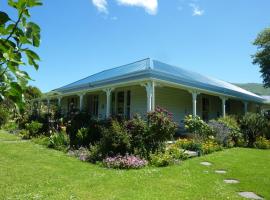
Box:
[0,130,270,200]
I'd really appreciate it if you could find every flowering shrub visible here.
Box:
[254,137,270,149]
[240,113,268,147]
[68,147,91,161]
[103,155,148,169]
[147,107,178,153]
[48,131,69,151]
[174,138,202,152]
[184,115,213,137]
[25,120,43,137]
[150,152,174,167]
[125,114,148,158]
[202,140,222,154]
[217,116,243,146]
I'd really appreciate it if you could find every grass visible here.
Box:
[0,130,270,200]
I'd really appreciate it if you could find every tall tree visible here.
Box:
[253,28,270,88]
[0,0,42,110]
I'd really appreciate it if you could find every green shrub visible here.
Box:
[66,112,92,146]
[166,144,188,160]
[150,152,174,167]
[175,138,202,152]
[99,120,131,157]
[240,113,268,147]
[88,143,103,163]
[184,115,213,137]
[31,136,50,146]
[19,129,30,139]
[254,137,270,149]
[146,107,178,154]
[2,121,18,132]
[147,107,177,142]
[48,131,69,151]
[125,115,148,158]
[218,116,242,146]
[25,121,43,137]
[202,139,222,154]
[0,105,9,127]
[76,127,89,147]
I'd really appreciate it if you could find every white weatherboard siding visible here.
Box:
[130,86,147,117]
[155,87,192,124]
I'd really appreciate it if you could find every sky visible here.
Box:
[1,0,270,92]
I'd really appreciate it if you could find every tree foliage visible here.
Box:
[253,27,270,88]
[0,0,42,110]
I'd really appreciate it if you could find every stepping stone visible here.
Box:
[200,161,212,166]
[184,150,198,157]
[238,192,263,199]
[215,170,227,174]
[224,179,239,184]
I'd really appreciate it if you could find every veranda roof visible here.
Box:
[53,58,265,103]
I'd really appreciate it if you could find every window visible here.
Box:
[112,90,131,118]
[111,92,116,115]
[89,95,99,116]
[117,91,125,116]
[126,90,131,119]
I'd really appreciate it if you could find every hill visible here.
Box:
[234,83,270,96]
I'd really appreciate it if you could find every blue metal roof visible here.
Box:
[54,58,264,102]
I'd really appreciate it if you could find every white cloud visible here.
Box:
[189,3,204,16]
[116,0,158,15]
[92,0,108,14]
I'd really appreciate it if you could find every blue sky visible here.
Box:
[2,0,270,92]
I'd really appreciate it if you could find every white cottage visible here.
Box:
[36,58,267,123]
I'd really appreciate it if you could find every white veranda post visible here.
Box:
[220,97,228,117]
[79,93,85,111]
[143,81,155,112]
[104,88,114,118]
[58,97,61,107]
[244,101,248,114]
[47,98,50,114]
[189,91,199,117]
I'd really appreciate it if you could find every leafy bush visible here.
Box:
[125,115,148,157]
[184,115,213,137]
[99,120,131,157]
[25,121,43,137]
[76,127,89,147]
[166,144,188,160]
[202,139,222,154]
[2,121,18,132]
[88,143,103,163]
[254,137,270,149]
[19,129,31,139]
[150,152,174,167]
[150,144,188,167]
[68,147,91,161]
[240,113,268,147]
[208,120,232,147]
[48,131,69,151]
[103,154,148,169]
[66,112,92,146]
[147,107,177,144]
[0,105,9,127]
[175,138,202,152]
[217,116,243,146]
[31,136,50,146]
